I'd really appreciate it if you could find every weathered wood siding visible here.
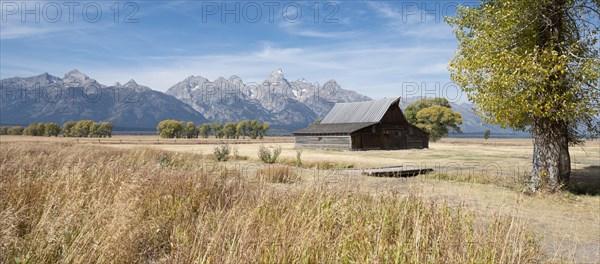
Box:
[380,104,406,124]
[294,135,352,150]
[350,123,428,150]
[406,125,429,149]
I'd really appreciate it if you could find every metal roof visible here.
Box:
[321,97,400,124]
[292,122,377,135]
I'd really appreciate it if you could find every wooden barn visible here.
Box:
[293,97,429,150]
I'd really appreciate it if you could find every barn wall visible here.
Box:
[360,133,381,150]
[351,123,429,150]
[294,135,352,150]
[352,124,380,150]
[380,104,407,124]
[406,125,429,149]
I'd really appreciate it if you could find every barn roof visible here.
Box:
[321,97,400,124]
[292,97,402,135]
[292,122,377,135]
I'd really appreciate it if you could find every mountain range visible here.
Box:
[0,70,205,130]
[165,68,370,132]
[0,69,525,135]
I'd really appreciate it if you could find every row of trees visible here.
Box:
[0,120,113,138]
[0,126,26,135]
[63,121,113,137]
[157,120,270,139]
[23,123,62,136]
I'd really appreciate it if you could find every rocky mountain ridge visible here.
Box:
[1,69,525,135]
[0,70,206,130]
[165,68,371,132]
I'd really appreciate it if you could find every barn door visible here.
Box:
[352,133,362,150]
[383,130,398,150]
[399,131,407,149]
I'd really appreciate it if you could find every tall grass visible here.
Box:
[255,165,300,183]
[0,142,540,263]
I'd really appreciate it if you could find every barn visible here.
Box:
[292,97,429,150]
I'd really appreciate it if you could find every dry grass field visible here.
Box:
[1,135,598,263]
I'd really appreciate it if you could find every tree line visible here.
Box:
[0,120,113,137]
[157,120,270,139]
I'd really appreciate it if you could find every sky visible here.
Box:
[0,0,480,102]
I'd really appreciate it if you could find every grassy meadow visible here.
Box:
[0,135,598,263]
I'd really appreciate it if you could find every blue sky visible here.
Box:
[1,1,479,101]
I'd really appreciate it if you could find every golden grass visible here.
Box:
[93,137,596,175]
[0,142,541,263]
[255,165,300,183]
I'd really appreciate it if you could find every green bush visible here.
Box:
[258,145,282,164]
[213,144,231,162]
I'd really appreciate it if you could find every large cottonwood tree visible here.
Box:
[447,0,599,192]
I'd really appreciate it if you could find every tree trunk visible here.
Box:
[527,0,571,192]
[529,119,571,192]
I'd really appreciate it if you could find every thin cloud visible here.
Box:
[255,46,303,58]
[1,23,68,39]
[279,21,357,39]
[366,1,455,39]
[367,2,402,20]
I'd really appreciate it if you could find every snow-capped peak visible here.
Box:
[121,79,142,89]
[270,68,284,78]
[63,69,89,82]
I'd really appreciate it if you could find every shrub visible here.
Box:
[484,129,491,140]
[258,145,282,164]
[156,152,172,167]
[213,144,230,162]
